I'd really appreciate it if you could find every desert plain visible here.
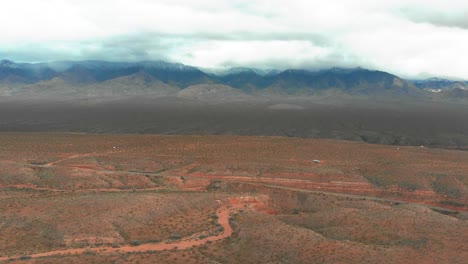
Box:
[0,133,466,263]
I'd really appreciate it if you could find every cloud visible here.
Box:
[0,0,467,79]
[399,8,468,30]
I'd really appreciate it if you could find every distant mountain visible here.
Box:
[8,71,180,98]
[218,67,420,96]
[20,77,77,96]
[438,87,468,100]
[82,71,179,97]
[218,70,272,92]
[0,59,17,69]
[0,59,466,100]
[409,78,468,101]
[410,78,468,91]
[210,67,279,76]
[0,60,56,83]
[60,65,97,85]
[0,60,213,87]
[273,68,419,95]
[62,60,213,87]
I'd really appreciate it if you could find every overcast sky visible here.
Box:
[1,0,467,79]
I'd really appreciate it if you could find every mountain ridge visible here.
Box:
[0,59,466,99]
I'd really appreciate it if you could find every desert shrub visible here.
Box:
[207,180,222,191]
[170,233,181,240]
[131,240,141,246]
[210,213,219,219]
[433,184,463,198]
[296,192,308,205]
[38,168,56,180]
[19,255,31,260]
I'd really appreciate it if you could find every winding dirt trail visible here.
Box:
[0,199,241,262]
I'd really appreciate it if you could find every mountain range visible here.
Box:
[0,59,467,100]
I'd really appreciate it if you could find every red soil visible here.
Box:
[0,133,466,263]
[0,197,250,262]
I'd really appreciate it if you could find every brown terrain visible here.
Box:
[0,133,467,263]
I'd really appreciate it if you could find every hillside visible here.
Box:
[0,133,466,263]
[81,72,179,97]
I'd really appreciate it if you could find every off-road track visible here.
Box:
[1,135,466,262]
[0,197,248,262]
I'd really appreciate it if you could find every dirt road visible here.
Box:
[0,199,241,262]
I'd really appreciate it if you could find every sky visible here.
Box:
[1,0,467,79]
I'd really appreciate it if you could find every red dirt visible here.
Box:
[0,133,466,263]
[0,196,264,262]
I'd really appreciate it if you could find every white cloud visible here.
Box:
[0,0,467,79]
[173,40,335,69]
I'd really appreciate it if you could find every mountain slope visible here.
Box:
[0,60,56,83]
[218,71,272,92]
[0,60,215,88]
[438,87,468,100]
[411,78,468,91]
[9,77,78,97]
[267,68,420,95]
[178,84,249,100]
[51,60,214,87]
[0,60,465,99]
[81,71,179,97]
[217,67,422,96]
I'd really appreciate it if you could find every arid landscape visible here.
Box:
[0,133,466,263]
[2,1,468,263]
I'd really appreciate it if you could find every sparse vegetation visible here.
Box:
[131,240,141,246]
[169,233,181,240]
[0,133,466,263]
